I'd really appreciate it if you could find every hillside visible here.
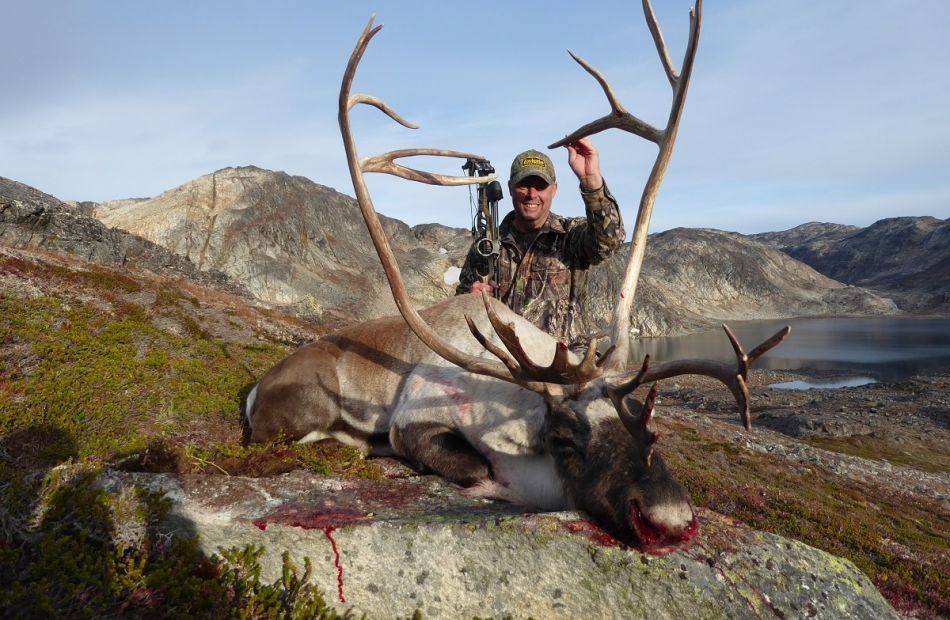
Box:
[93,166,461,328]
[86,167,898,337]
[587,227,897,337]
[753,217,950,312]
[1,237,945,616]
[0,176,242,295]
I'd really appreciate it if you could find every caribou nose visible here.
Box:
[630,499,698,552]
[645,499,695,533]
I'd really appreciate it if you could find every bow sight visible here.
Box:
[463,158,504,285]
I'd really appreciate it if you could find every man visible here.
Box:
[456,137,625,347]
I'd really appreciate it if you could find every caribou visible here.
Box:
[246,0,789,553]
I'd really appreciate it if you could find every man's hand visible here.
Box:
[566,137,603,191]
[470,280,496,296]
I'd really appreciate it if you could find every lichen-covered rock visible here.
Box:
[0,176,243,294]
[99,467,897,619]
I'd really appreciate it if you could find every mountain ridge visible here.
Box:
[85,166,909,336]
[752,216,950,311]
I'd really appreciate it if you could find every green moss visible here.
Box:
[807,435,949,473]
[130,440,386,481]
[0,462,353,619]
[0,257,383,616]
[154,288,200,309]
[0,292,287,460]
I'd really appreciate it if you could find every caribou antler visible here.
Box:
[465,292,615,392]
[550,0,703,370]
[340,17,605,390]
[622,325,791,430]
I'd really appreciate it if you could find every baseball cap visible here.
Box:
[510,149,556,185]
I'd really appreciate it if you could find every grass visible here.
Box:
[0,259,287,462]
[807,434,950,473]
[123,439,384,481]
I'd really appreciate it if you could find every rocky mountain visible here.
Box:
[93,166,464,328]
[751,221,860,248]
[588,228,897,337]
[752,217,950,312]
[0,176,242,294]
[86,166,898,337]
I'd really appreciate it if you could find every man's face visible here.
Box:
[509,176,557,232]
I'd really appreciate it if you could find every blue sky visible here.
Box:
[3,1,949,234]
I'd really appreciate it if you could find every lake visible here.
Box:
[628,317,950,384]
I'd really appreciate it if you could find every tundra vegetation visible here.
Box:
[1,246,947,617]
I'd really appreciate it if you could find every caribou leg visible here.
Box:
[390,421,492,487]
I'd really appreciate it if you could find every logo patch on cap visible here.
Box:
[520,156,548,169]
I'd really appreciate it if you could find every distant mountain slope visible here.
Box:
[91,166,899,335]
[587,228,897,337]
[751,222,860,248]
[753,217,950,311]
[0,176,241,294]
[3,170,905,336]
[94,166,464,326]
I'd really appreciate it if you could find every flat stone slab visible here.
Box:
[99,464,897,619]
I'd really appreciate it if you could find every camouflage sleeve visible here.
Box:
[455,241,482,295]
[563,181,626,267]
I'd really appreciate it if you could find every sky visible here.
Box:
[3,0,949,235]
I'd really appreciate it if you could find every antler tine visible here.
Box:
[629,324,790,430]
[748,325,792,365]
[722,324,751,379]
[361,148,494,186]
[642,0,678,86]
[464,314,524,379]
[545,0,703,373]
[477,292,607,386]
[348,93,419,130]
[607,354,652,407]
[548,51,663,149]
[722,324,792,378]
[613,380,661,468]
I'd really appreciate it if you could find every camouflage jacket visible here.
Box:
[456,183,625,346]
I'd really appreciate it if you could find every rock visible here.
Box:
[754,411,874,439]
[0,176,245,295]
[752,217,950,312]
[98,468,897,619]
[92,166,467,326]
